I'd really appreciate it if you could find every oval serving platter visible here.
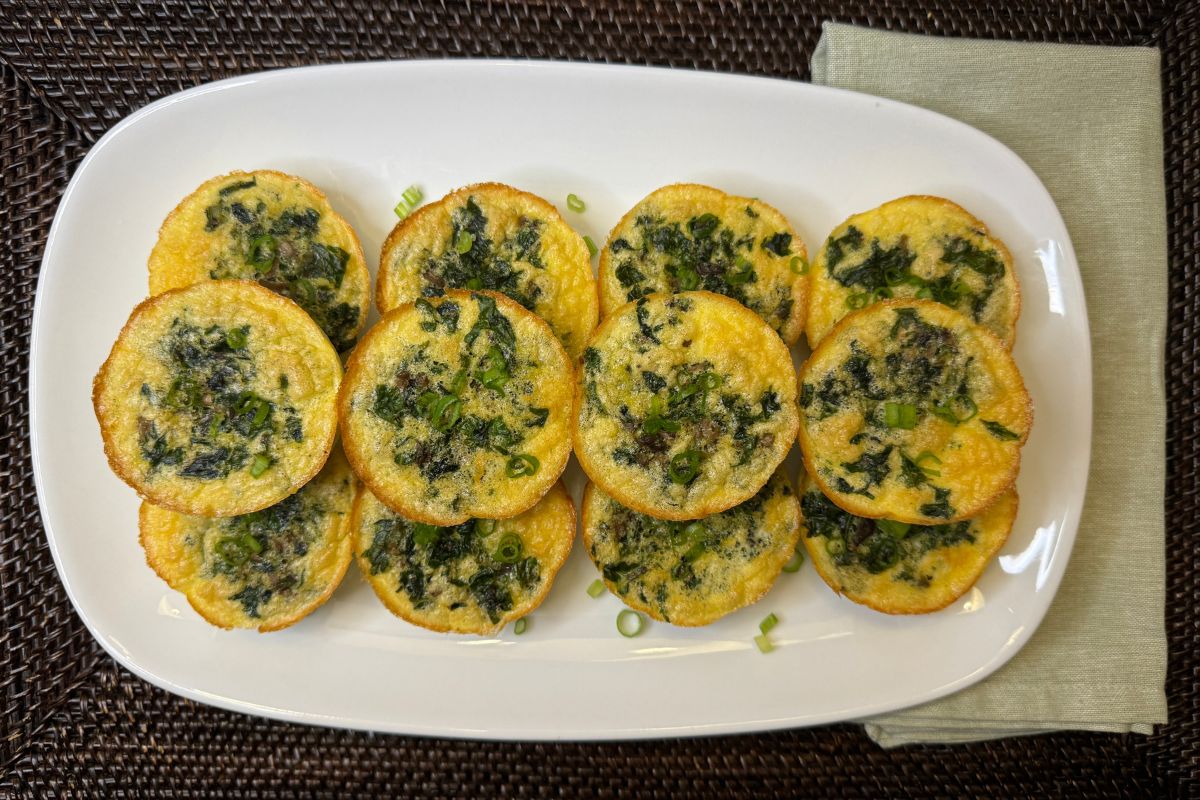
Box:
[30,60,1090,740]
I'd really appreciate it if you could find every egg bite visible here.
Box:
[353,480,574,635]
[574,291,798,521]
[806,195,1019,347]
[798,299,1031,525]
[582,469,800,626]
[148,169,370,351]
[799,474,1017,614]
[377,182,597,359]
[339,290,574,526]
[599,183,808,344]
[139,447,356,631]
[93,281,342,517]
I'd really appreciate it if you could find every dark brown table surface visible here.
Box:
[1,1,1196,796]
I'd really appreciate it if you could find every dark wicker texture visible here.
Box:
[0,1,1195,796]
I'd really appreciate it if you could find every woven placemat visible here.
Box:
[1,1,1195,796]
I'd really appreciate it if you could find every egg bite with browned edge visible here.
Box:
[574,291,798,521]
[806,195,1019,348]
[148,169,370,351]
[339,290,574,526]
[599,183,808,344]
[799,299,1031,525]
[353,480,574,635]
[93,281,342,517]
[139,447,356,631]
[582,468,800,626]
[377,182,597,359]
[798,474,1017,614]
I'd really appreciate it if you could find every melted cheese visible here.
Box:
[339,290,574,525]
[806,195,1019,348]
[798,299,1031,524]
[799,475,1016,614]
[139,448,355,631]
[599,183,808,344]
[574,291,798,520]
[582,470,800,626]
[377,182,598,359]
[353,480,574,634]
[93,281,342,516]
[148,169,370,351]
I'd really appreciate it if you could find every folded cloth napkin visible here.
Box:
[811,22,1169,747]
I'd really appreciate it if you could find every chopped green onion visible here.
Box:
[872,287,893,301]
[412,522,440,548]
[566,193,586,213]
[394,185,423,219]
[466,277,482,290]
[825,538,845,556]
[931,395,978,425]
[676,264,700,291]
[475,345,510,391]
[642,396,680,435]
[449,369,468,396]
[727,257,754,285]
[698,371,722,391]
[251,399,270,427]
[493,533,523,563]
[513,618,528,635]
[249,453,271,477]
[616,609,645,638]
[583,235,598,258]
[782,548,805,573]
[876,519,911,538]
[474,518,497,537]
[455,230,474,254]
[246,234,277,271]
[754,633,775,654]
[883,402,918,430]
[789,255,809,275]
[225,327,247,349]
[914,451,943,477]
[506,454,539,478]
[759,612,779,635]
[846,292,870,310]
[668,450,701,484]
[215,535,258,566]
[587,579,606,598]
[428,394,462,431]
[915,287,933,300]
[240,533,263,554]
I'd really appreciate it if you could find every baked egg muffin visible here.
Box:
[139,447,356,631]
[582,469,800,626]
[148,169,370,351]
[377,182,597,359]
[574,291,798,521]
[799,299,1031,525]
[353,480,574,634]
[799,475,1017,614]
[599,184,808,344]
[806,195,1019,347]
[339,290,573,526]
[93,281,342,517]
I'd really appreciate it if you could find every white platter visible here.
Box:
[30,60,1090,740]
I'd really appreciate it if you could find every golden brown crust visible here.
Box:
[598,183,808,345]
[148,169,370,346]
[805,194,1020,349]
[797,299,1031,524]
[350,480,575,635]
[573,290,798,521]
[93,281,341,517]
[339,289,574,526]
[377,182,598,359]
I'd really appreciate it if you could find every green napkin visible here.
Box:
[811,22,1169,747]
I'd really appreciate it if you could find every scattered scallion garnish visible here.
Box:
[566,193,586,213]
[754,633,774,654]
[505,454,539,478]
[394,185,424,219]
[455,230,474,254]
[616,609,644,638]
[513,618,528,635]
[249,453,271,477]
[876,519,911,538]
[789,255,809,275]
[587,579,606,598]
[781,548,805,573]
[884,401,918,430]
[915,450,943,477]
[759,613,779,635]
[583,235,598,258]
